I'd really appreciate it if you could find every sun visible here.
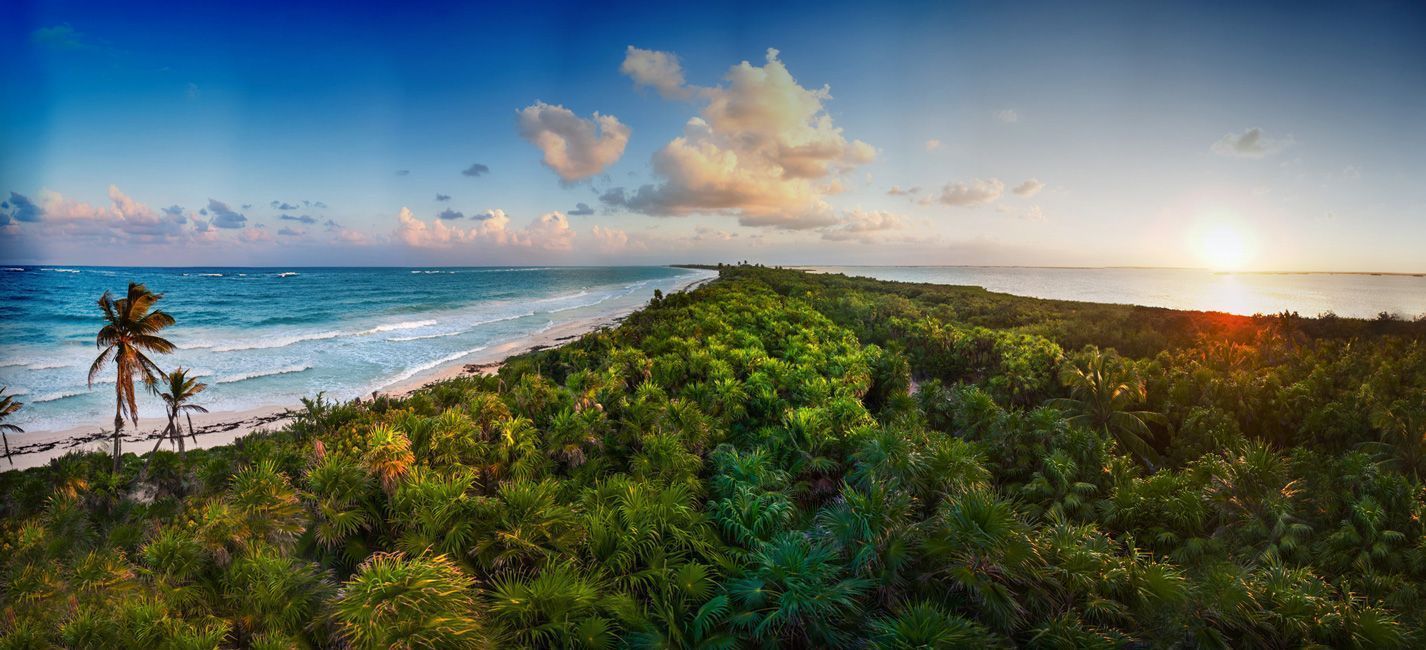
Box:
[1195,223,1255,271]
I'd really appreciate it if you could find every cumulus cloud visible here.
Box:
[937,178,1005,207]
[887,186,920,196]
[591,225,645,253]
[435,194,451,202]
[525,212,576,250]
[568,202,595,216]
[12,186,199,243]
[820,209,905,242]
[462,163,490,177]
[206,199,248,228]
[994,108,1019,124]
[270,200,299,210]
[924,139,942,152]
[394,207,575,251]
[620,46,692,100]
[279,214,318,224]
[1212,127,1292,158]
[516,102,630,182]
[437,209,466,220]
[6,192,42,222]
[278,226,304,237]
[1011,178,1044,197]
[602,48,876,230]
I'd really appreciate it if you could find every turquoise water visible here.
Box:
[0,266,708,434]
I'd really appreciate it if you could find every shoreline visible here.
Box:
[1,270,715,472]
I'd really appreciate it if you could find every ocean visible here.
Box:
[807,266,1426,321]
[0,266,711,435]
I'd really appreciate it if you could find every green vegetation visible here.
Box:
[2,266,1424,647]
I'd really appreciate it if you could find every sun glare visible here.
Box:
[1195,223,1254,271]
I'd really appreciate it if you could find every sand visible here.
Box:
[1,272,715,473]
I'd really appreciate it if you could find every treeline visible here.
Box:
[0,267,1422,647]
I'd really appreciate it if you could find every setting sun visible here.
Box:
[1195,223,1255,270]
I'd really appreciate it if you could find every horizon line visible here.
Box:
[1,263,1423,277]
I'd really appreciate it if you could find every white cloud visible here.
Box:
[394,207,574,251]
[1212,127,1292,159]
[887,185,920,196]
[590,225,646,253]
[994,108,1019,124]
[25,186,196,242]
[924,139,942,151]
[1011,178,1044,197]
[603,48,876,230]
[821,209,905,242]
[937,178,1005,207]
[525,211,576,251]
[516,102,631,182]
[620,46,692,100]
[692,226,738,241]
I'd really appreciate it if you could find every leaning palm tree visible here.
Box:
[89,282,176,472]
[0,387,23,465]
[1046,347,1166,470]
[151,367,207,455]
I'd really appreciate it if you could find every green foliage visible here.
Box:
[2,266,1424,647]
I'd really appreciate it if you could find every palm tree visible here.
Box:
[88,282,176,472]
[0,387,22,465]
[333,552,488,649]
[1047,348,1166,470]
[146,368,208,458]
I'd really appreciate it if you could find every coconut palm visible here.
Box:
[145,368,208,458]
[0,387,22,465]
[88,282,176,472]
[1046,348,1166,470]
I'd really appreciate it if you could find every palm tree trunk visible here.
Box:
[176,413,187,457]
[2,432,10,466]
[112,399,124,474]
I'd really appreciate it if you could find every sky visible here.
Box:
[2,0,1423,271]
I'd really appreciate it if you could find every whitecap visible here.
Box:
[25,361,74,371]
[212,330,344,352]
[383,346,488,386]
[215,364,313,385]
[386,312,533,342]
[32,389,87,404]
[359,319,438,335]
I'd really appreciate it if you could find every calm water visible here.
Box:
[807,266,1426,320]
[0,266,709,434]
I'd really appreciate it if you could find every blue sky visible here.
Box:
[2,0,1423,270]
